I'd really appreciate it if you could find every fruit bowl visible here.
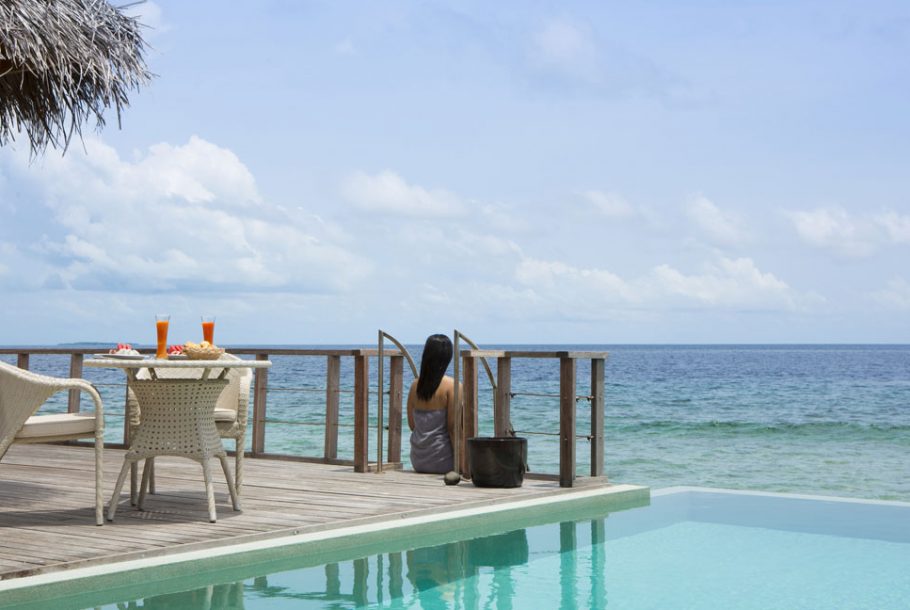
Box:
[183,344,226,360]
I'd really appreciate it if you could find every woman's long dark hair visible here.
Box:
[416,334,453,401]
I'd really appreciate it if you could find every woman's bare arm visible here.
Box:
[406,382,417,431]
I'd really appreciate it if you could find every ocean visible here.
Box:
[4,344,908,502]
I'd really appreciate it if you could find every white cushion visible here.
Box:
[214,408,237,423]
[15,413,97,439]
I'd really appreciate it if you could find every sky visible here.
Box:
[1,0,909,345]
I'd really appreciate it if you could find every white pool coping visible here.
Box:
[0,483,648,598]
[653,486,910,507]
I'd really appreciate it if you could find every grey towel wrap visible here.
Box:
[410,408,453,474]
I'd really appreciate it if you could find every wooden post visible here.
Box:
[377,331,385,473]
[16,353,29,370]
[590,358,605,478]
[251,353,269,456]
[494,356,511,437]
[67,353,83,413]
[559,355,576,487]
[387,355,403,464]
[461,355,478,476]
[353,353,369,473]
[324,355,340,460]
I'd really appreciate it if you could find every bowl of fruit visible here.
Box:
[167,344,187,359]
[183,341,225,360]
[96,343,143,359]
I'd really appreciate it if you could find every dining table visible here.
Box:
[85,355,271,523]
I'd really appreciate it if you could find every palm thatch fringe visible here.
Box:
[0,0,151,154]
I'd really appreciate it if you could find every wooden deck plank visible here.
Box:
[0,443,622,581]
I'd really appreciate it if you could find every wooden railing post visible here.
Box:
[387,355,403,464]
[590,358,605,478]
[460,354,478,476]
[353,353,369,472]
[16,353,29,370]
[68,353,83,413]
[494,356,511,437]
[559,354,576,487]
[252,353,269,456]
[324,355,340,460]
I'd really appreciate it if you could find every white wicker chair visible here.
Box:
[127,353,252,500]
[0,360,105,525]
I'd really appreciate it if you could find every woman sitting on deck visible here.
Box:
[407,334,456,474]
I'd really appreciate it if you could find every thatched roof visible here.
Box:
[0,0,151,154]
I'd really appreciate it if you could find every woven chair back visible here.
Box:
[0,361,59,459]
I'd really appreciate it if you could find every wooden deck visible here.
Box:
[0,444,634,582]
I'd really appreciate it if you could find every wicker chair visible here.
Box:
[0,360,105,525]
[127,353,252,500]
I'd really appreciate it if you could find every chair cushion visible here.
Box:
[214,408,237,423]
[15,413,97,439]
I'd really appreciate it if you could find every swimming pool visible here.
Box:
[3,487,908,609]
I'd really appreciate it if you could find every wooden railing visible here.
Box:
[459,349,606,488]
[1,345,608,487]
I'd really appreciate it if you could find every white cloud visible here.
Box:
[453,230,522,258]
[516,257,639,302]
[787,207,910,257]
[651,257,810,309]
[686,195,746,246]
[341,170,463,217]
[786,207,877,257]
[871,278,910,310]
[582,190,635,218]
[874,211,910,244]
[513,254,815,314]
[0,137,368,293]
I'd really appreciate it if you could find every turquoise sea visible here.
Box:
[3,344,908,501]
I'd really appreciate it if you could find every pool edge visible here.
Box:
[652,486,910,507]
[0,483,648,606]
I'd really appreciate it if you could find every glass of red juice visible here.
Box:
[201,316,215,344]
[155,314,170,359]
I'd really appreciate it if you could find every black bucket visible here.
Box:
[467,437,527,488]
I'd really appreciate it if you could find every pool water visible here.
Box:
[7,489,910,609]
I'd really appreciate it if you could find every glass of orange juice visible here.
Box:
[155,314,170,359]
[201,315,215,344]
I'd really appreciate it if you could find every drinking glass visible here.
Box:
[201,315,215,345]
[155,314,170,359]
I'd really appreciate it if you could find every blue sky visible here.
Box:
[2,0,909,345]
